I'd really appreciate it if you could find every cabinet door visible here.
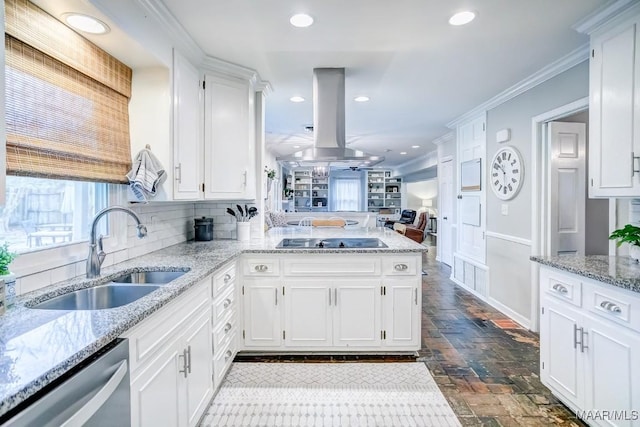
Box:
[243,280,281,347]
[333,279,381,347]
[131,342,186,427]
[284,279,332,347]
[383,278,420,347]
[589,15,640,197]
[172,50,203,200]
[203,73,255,200]
[540,297,584,410]
[184,308,213,427]
[584,315,640,426]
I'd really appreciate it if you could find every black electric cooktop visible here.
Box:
[275,238,388,249]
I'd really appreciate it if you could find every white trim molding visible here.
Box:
[487,297,532,330]
[447,44,589,129]
[485,231,532,246]
[432,132,455,146]
[573,0,640,34]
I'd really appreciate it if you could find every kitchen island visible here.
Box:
[0,227,425,420]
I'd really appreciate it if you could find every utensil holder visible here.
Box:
[237,222,250,241]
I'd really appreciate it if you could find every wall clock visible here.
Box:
[490,146,523,200]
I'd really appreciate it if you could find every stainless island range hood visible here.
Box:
[277,68,384,168]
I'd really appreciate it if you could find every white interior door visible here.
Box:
[548,122,586,256]
[439,159,454,266]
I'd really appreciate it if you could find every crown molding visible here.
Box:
[573,0,640,34]
[394,149,438,171]
[446,43,589,129]
[254,81,273,96]
[202,56,258,82]
[432,132,454,146]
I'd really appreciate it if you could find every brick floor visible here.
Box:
[420,248,586,426]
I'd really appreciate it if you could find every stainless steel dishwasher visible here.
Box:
[2,339,130,427]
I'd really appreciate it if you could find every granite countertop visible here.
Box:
[530,255,640,294]
[0,227,425,418]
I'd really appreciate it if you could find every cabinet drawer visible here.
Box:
[213,337,236,387]
[542,268,582,307]
[584,281,640,333]
[284,256,380,276]
[213,311,236,351]
[212,262,235,297]
[243,258,280,276]
[382,257,418,275]
[213,285,235,325]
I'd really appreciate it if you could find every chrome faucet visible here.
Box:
[86,206,148,278]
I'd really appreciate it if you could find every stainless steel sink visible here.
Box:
[110,270,186,284]
[30,284,160,310]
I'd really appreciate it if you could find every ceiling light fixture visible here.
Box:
[290,96,305,103]
[293,145,300,148]
[354,96,370,102]
[63,13,110,34]
[411,145,420,149]
[400,152,407,155]
[449,11,476,26]
[290,13,314,28]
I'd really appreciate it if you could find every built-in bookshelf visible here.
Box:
[367,170,402,212]
[292,169,330,212]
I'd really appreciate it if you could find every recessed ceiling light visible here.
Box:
[354,96,370,102]
[290,13,314,28]
[449,11,476,26]
[293,145,300,148]
[290,96,305,103]
[63,13,110,34]
[411,145,420,149]
[400,152,407,155]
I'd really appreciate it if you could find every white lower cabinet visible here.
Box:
[539,266,640,426]
[383,278,421,347]
[284,280,331,347]
[242,278,282,347]
[124,278,213,427]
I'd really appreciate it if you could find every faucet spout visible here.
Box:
[86,206,147,278]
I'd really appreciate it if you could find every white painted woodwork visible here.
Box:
[243,279,282,347]
[284,280,332,347]
[333,280,382,347]
[184,308,214,427]
[204,73,256,200]
[548,122,586,256]
[383,278,421,347]
[457,114,487,263]
[439,159,454,266]
[589,11,640,197]
[172,49,202,200]
[539,266,640,424]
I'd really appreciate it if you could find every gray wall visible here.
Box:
[485,61,589,320]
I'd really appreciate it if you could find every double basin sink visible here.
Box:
[30,270,187,311]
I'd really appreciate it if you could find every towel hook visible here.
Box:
[145,144,151,150]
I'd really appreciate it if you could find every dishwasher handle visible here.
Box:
[60,360,128,427]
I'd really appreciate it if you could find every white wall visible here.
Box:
[405,180,438,217]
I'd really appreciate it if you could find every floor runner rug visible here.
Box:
[199,362,461,427]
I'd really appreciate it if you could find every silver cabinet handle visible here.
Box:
[186,345,192,374]
[224,273,232,283]
[254,264,268,272]
[225,350,233,361]
[224,323,232,333]
[334,288,337,306]
[573,324,580,350]
[175,163,182,183]
[59,360,128,427]
[633,152,640,175]
[600,300,622,314]
[275,288,278,305]
[394,263,408,271]
[581,330,588,353]
[329,288,332,306]
[414,288,418,305]
[552,283,568,294]
[223,298,231,309]
[573,325,588,353]
[179,348,189,378]
[243,170,248,186]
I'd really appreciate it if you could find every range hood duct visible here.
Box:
[277,68,384,168]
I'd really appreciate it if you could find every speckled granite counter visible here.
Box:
[0,227,425,418]
[531,255,640,294]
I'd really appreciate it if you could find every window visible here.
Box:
[1,177,108,253]
[331,178,362,211]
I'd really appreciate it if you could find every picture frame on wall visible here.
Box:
[460,158,481,191]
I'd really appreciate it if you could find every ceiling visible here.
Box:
[34,0,606,168]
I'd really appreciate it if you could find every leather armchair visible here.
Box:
[384,209,416,229]
[405,212,427,243]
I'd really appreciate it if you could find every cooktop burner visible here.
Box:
[275,238,388,249]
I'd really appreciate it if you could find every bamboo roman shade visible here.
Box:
[4,0,133,183]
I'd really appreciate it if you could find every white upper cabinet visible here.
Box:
[589,9,640,197]
[172,50,203,200]
[204,73,256,200]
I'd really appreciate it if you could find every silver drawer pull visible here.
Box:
[224,323,232,333]
[223,298,231,309]
[552,283,568,294]
[254,264,268,272]
[223,273,232,283]
[224,350,233,361]
[600,301,622,314]
[394,263,408,271]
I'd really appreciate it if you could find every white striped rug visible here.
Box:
[199,362,461,427]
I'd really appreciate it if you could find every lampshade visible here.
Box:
[422,199,432,207]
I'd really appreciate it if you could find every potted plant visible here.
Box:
[609,224,640,261]
[264,167,276,196]
[0,242,17,279]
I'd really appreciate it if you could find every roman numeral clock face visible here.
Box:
[490,146,523,200]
